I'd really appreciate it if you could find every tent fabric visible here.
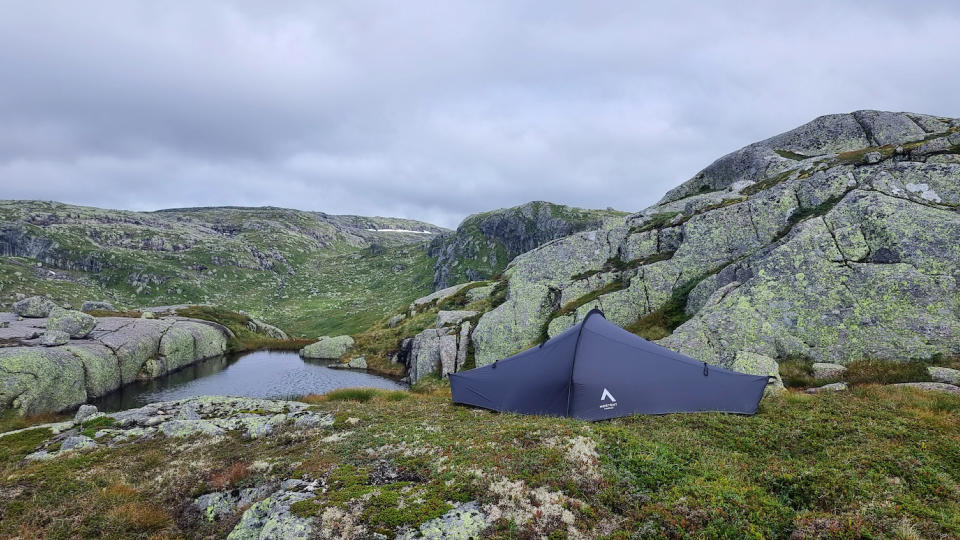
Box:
[449,309,769,420]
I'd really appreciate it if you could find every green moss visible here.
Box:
[79,416,117,438]
[630,211,681,234]
[774,149,810,160]
[0,427,52,464]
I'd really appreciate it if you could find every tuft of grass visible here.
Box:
[631,211,681,234]
[105,502,173,532]
[80,416,117,438]
[210,462,250,490]
[84,309,144,318]
[626,274,703,340]
[410,374,448,395]
[323,388,380,402]
[844,359,933,386]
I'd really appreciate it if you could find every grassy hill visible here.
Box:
[0,201,444,337]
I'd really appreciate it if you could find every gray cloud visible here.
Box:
[1,1,959,227]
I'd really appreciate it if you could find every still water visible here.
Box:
[94,350,406,412]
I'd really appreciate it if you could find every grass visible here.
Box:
[630,211,681,234]
[173,305,314,353]
[626,274,704,340]
[2,382,957,538]
[781,355,960,389]
[0,409,68,435]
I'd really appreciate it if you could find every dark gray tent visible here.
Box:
[450,309,769,420]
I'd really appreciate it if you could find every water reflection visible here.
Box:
[94,350,406,412]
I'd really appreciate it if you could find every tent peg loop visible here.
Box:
[703,362,709,377]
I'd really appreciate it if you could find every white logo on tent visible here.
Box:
[600,388,618,410]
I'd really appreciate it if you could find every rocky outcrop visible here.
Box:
[299,335,354,360]
[928,366,960,385]
[429,201,626,289]
[0,312,230,415]
[8,397,333,461]
[395,311,475,383]
[471,111,960,370]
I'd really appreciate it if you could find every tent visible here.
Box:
[449,309,769,420]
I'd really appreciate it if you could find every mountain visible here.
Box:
[427,201,627,289]
[0,202,447,337]
[469,110,960,368]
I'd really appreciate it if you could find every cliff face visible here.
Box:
[471,111,960,367]
[428,201,626,289]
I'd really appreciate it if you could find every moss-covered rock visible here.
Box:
[13,295,57,318]
[299,335,354,360]
[47,307,96,338]
[0,347,87,415]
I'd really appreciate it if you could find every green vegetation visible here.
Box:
[2,383,957,538]
[320,388,380,403]
[173,305,312,352]
[0,201,440,339]
[773,149,810,160]
[780,355,960,389]
[79,416,117,438]
[626,274,702,340]
[630,211,681,234]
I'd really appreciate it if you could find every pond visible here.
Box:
[93,350,406,412]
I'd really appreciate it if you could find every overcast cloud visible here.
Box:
[1,1,959,228]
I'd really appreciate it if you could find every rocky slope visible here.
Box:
[428,201,626,289]
[470,110,960,368]
[0,306,232,415]
[0,202,447,337]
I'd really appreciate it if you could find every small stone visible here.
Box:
[865,151,883,164]
[39,330,70,346]
[74,404,99,422]
[141,311,156,319]
[888,382,960,394]
[61,435,97,451]
[812,362,847,379]
[806,382,848,394]
[387,313,406,328]
[347,356,367,369]
[436,310,478,328]
[927,366,960,385]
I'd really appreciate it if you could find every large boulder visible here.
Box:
[47,307,97,338]
[299,335,354,360]
[13,295,57,318]
[0,347,88,414]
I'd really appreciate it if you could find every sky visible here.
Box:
[1,2,959,228]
